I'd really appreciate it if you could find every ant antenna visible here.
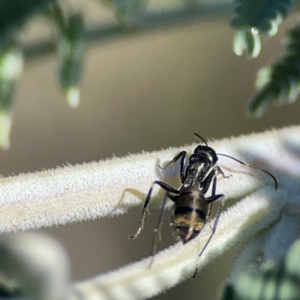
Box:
[194,133,208,146]
[216,153,278,190]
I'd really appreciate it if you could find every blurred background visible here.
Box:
[1,0,300,299]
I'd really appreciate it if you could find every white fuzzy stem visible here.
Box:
[0,126,298,234]
[69,188,286,300]
[0,125,299,299]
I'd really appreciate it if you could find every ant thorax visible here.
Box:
[183,153,217,187]
[183,162,207,187]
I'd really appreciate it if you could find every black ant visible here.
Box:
[128,133,278,276]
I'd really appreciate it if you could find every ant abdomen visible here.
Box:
[172,186,207,243]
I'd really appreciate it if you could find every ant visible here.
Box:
[128,133,278,276]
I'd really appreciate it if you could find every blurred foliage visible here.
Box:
[0,273,21,297]
[230,0,300,117]
[231,0,294,58]
[231,0,293,32]
[0,39,23,149]
[248,22,300,117]
[0,0,299,138]
[0,0,55,44]
[103,0,148,25]
[0,40,23,111]
[221,239,300,300]
[47,2,85,108]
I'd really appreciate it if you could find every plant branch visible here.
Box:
[0,125,299,298]
[23,1,231,63]
[0,0,55,42]
[69,187,286,300]
[0,125,298,235]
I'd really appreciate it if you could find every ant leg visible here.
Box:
[201,166,230,195]
[206,203,212,224]
[207,170,223,215]
[206,176,223,228]
[159,151,187,183]
[206,175,225,219]
[192,197,224,278]
[192,177,224,278]
[148,193,168,268]
[127,181,179,240]
[201,167,226,224]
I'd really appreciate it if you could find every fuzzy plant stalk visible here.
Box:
[0,125,299,299]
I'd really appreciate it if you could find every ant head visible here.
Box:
[193,133,218,165]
